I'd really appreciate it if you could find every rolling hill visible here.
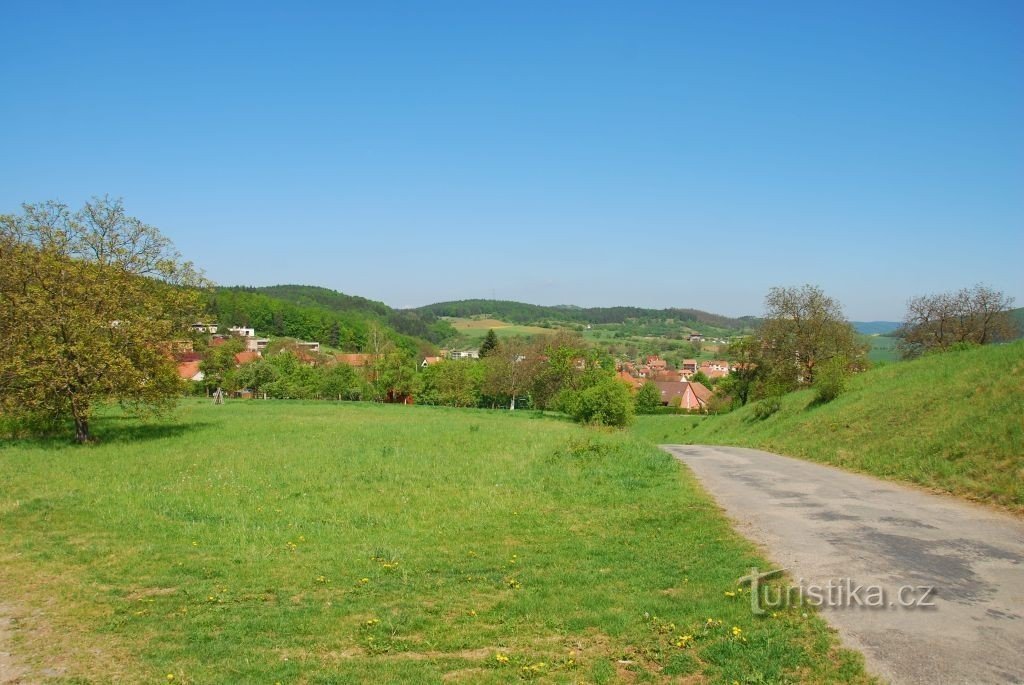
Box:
[413,298,758,334]
[204,285,454,353]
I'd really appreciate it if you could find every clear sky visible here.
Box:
[2,1,1021,320]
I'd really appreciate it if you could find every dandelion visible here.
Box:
[469,610,477,616]
[731,626,742,637]
[166,675,175,681]
[724,591,735,597]
[495,652,510,664]
[358,578,369,584]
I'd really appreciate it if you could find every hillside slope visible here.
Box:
[634,341,1024,512]
[204,286,446,354]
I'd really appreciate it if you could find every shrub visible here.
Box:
[813,356,848,404]
[564,378,635,427]
[634,381,662,414]
[752,397,781,420]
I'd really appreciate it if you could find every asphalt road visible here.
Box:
[662,444,1024,685]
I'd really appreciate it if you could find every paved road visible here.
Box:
[662,444,1024,685]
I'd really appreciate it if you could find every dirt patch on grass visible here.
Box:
[0,604,28,685]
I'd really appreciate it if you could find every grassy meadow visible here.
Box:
[634,341,1024,513]
[445,317,559,342]
[0,401,870,683]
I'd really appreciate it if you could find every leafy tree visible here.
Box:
[0,197,205,442]
[418,360,483,407]
[716,337,761,407]
[690,370,712,388]
[562,377,634,427]
[479,329,499,357]
[634,381,662,414]
[319,362,361,400]
[757,285,865,392]
[530,332,608,409]
[482,338,540,410]
[899,284,1017,358]
[200,337,246,393]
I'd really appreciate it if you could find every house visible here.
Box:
[699,360,731,379]
[421,356,443,369]
[652,380,712,410]
[234,350,261,365]
[297,341,321,354]
[174,351,203,363]
[617,370,642,389]
[228,325,256,338]
[688,333,704,343]
[246,338,271,352]
[646,356,667,371]
[176,360,205,382]
[448,349,480,360]
[681,359,698,374]
[190,322,218,334]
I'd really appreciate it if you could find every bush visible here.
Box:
[813,356,848,404]
[634,381,661,414]
[752,397,781,420]
[563,378,635,427]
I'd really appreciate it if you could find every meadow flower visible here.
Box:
[495,652,510,664]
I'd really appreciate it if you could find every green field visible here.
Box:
[864,335,900,363]
[634,341,1024,513]
[0,402,870,683]
[445,317,559,342]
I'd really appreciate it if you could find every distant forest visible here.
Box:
[414,299,757,332]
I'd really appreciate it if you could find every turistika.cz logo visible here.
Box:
[737,567,937,615]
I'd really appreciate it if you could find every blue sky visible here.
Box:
[2,1,1021,320]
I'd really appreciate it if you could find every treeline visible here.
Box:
[414,298,755,331]
[238,285,456,344]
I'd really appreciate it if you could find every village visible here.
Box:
[174,322,734,411]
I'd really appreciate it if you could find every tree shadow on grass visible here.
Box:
[1,417,212,449]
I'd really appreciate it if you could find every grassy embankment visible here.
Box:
[634,341,1024,513]
[0,402,870,683]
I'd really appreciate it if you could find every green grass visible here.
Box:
[864,335,900,363]
[634,341,1024,513]
[0,401,870,683]
[445,317,559,342]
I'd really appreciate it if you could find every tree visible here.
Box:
[715,337,761,407]
[478,329,499,357]
[200,337,245,394]
[418,360,483,407]
[634,381,662,414]
[899,284,1017,358]
[757,285,865,392]
[562,377,635,427]
[482,338,540,410]
[0,197,205,442]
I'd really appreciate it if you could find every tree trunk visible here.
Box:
[74,415,90,443]
[510,396,516,411]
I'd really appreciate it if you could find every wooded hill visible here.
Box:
[413,298,758,333]
[204,285,455,353]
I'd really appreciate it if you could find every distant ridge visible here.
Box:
[412,298,757,332]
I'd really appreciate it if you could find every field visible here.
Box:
[864,335,900,363]
[445,317,559,342]
[0,402,870,683]
[633,341,1024,513]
